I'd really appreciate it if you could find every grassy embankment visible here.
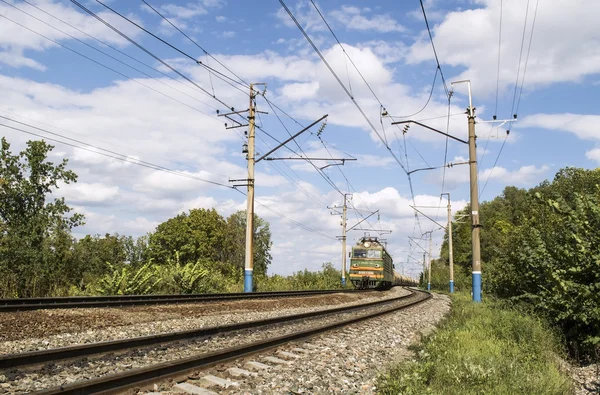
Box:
[377,293,573,395]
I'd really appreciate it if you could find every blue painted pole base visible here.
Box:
[427,282,431,290]
[244,269,253,293]
[341,277,346,287]
[449,280,454,293]
[472,272,481,302]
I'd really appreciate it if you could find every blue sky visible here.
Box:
[0,0,599,279]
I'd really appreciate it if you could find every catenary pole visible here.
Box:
[442,193,454,293]
[452,79,482,302]
[428,231,432,291]
[341,193,349,286]
[244,84,256,293]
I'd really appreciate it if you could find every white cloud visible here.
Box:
[329,5,406,33]
[521,113,600,141]
[430,162,550,190]
[585,148,600,163]
[0,1,143,69]
[406,0,600,97]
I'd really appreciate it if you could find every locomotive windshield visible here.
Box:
[353,249,367,258]
[367,250,382,258]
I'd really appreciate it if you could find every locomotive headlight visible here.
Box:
[352,263,358,267]
[364,242,371,247]
[374,264,380,268]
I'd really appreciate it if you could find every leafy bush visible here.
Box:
[96,261,160,295]
[376,293,572,395]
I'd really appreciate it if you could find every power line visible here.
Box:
[0,12,219,121]
[482,0,540,199]
[1,118,335,241]
[494,0,503,118]
[508,0,531,123]
[419,0,449,98]
[0,120,233,189]
[94,0,248,95]
[515,0,540,116]
[387,67,440,119]
[71,0,242,111]
[141,0,249,89]
[1,0,219,112]
[18,0,218,111]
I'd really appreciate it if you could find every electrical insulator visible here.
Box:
[242,143,248,154]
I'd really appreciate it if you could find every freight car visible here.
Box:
[349,236,417,289]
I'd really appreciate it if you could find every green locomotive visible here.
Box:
[349,236,416,289]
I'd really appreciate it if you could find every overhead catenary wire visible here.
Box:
[140,0,250,89]
[71,0,244,111]
[0,12,220,121]
[94,0,248,94]
[0,119,335,242]
[0,120,234,189]
[419,0,450,99]
[482,0,540,199]
[17,0,219,111]
[1,0,219,113]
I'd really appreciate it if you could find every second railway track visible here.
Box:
[1,287,431,394]
[0,289,372,312]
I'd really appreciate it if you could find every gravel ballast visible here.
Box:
[1,288,420,393]
[135,291,451,395]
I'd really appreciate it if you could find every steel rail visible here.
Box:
[0,290,415,369]
[0,289,372,312]
[32,289,431,395]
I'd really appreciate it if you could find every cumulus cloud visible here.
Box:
[329,6,406,33]
[407,0,600,97]
[585,148,600,163]
[521,113,600,141]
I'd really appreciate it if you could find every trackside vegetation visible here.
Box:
[377,293,572,395]
[0,137,346,297]
[424,167,600,361]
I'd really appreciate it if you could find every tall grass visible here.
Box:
[377,293,572,395]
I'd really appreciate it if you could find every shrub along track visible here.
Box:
[2,288,430,394]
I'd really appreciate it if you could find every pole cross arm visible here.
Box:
[347,209,379,232]
[410,205,447,230]
[255,114,328,163]
[391,120,468,145]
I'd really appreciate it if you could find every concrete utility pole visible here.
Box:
[244,83,257,293]
[422,252,427,287]
[329,193,352,286]
[427,232,432,291]
[451,79,482,302]
[341,193,349,286]
[442,193,454,293]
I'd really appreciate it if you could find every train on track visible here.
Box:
[349,236,417,289]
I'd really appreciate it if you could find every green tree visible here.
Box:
[147,208,227,265]
[223,210,272,277]
[0,138,84,297]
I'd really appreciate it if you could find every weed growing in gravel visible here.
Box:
[376,293,572,395]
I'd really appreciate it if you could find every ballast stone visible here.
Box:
[173,382,218,395]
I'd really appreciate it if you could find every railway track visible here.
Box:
[0,289,371,312]
[2,287,431,394]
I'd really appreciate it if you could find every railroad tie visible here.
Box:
[276,350,302,360]
[227,367,256,378]
[262,356,292,365]
[198,374,240,389]
[244,361,272,371]
[173,382,218,394]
